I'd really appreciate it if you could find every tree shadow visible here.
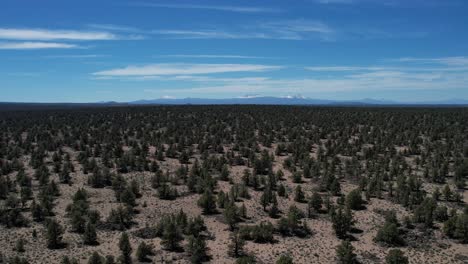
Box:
[350,227,363,234]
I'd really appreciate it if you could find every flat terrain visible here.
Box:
[0,105,467,263]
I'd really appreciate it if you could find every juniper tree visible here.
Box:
[106,206,133,230]
[335,240,357,264]
[83,222,98,245]
[375,219,402,246]
[331,206,354,239]
[224,203,240,230]
[228,231,245,258]
[118,233,132,264]
[161,220,183,251]
[15,238,25,253]
[46,219,64,249]
[443,185,452,201]
[269,197,280,218]
[260,191,270,211]
[198,189,217,214]
[276,255,294,264]
[309,191,323,212]
[120,187,136,208]
[61,256,79,264]
[278,184,286,197]
[220,164,230,181]
[346,188,364,210]
[294,185,305,203]
[88,252,104,264]
[385,249,408,264]
[455,213,468,243]
[136,241,154,262]
[187,235,208,264]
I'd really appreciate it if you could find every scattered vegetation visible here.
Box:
[0,105,466,263]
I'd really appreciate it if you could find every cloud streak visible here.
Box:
[396,57,468,66]
[93,63,282,77]
[99,58,468,98]
[147,70,467,97]
[314,0,354,3]
[131,3,280,13]
[155,54,270,59]
[42,54,107,59]
[0,42,79,50]
[153,19,335,40]
[0,28,116,41]
[305,66,387,71]
[152,29,268,39]
[313,0,462,7]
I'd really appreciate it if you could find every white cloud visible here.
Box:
[152,29,268,39]
[0,28,116,41]
[151,71,467,97]
[153,19,334,40]
[86,24,146,39]
[306,64,468,73]
[43,54,107,59]
[131,3,280,13]
[305,66,386,71]
[152,19,416,42]
[312,0,450,6]
[261,19,334,35]
[119,64,468,98]
[0,42,79,49]
[237,94,262,98]
[93,63,282,77]
[155,54,269,59]
[160,95,177,99]
[87,24,142,33]
[397,57,468,66]
[315,0,355,3]
[91,55,468,98]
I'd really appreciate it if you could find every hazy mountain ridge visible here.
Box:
[1,97,467,110]
[128,96,468,106]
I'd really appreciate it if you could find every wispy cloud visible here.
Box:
[306,66,387,71]
[259,19,334,40]
[152,20,420,41]
[0,28,117,41]
[87,24,142,33]
[396,56,468,66]
[102,57,468,98]
[0,42,79,50]
[313,0,462,7]
[131,3,280,13]
[154,54,271,59]
[93,63,282,77]
[152,29,268,39]
[86,24,146,39]
[306,62,468,73]
[0,27,142,51]
[314,0,355,3]
[42,54,108,59]
[153,19,334,40]
[144,70,467,97]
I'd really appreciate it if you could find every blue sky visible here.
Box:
[1,0,468,102]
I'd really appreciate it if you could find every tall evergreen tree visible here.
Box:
[198,190,217,214]
[118,233,132,264]
[46,219,64,249]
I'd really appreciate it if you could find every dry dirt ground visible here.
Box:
[0,146,467,264]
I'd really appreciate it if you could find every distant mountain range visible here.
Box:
[1,97,467,111]
[128,96,468,106]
